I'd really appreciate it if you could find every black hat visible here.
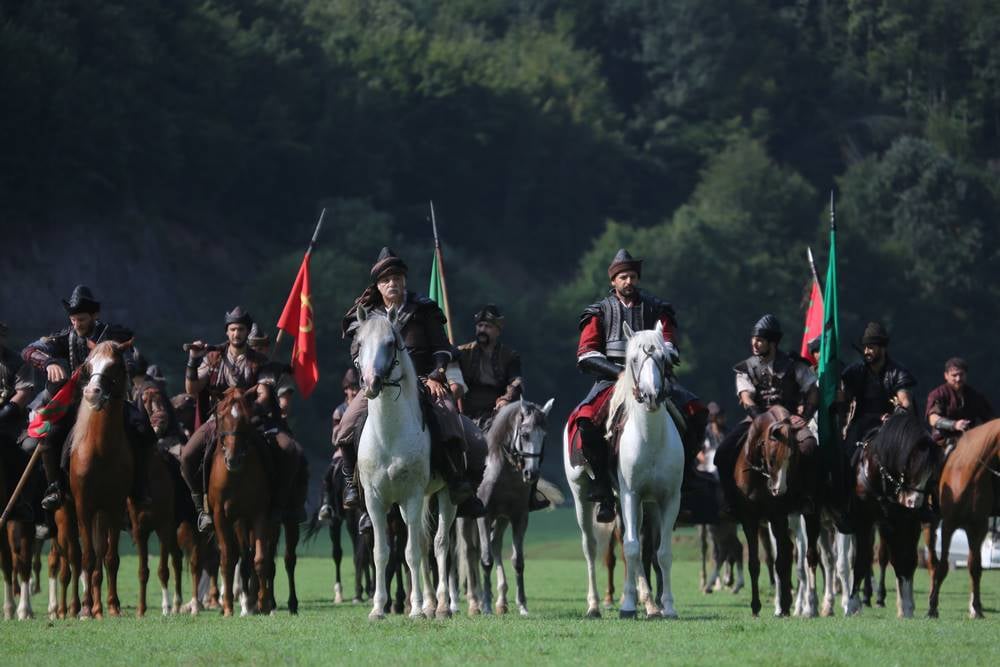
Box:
[62,285,100,315]
[370,247,408,282]
[224,306,254,328]
[248,322,270,345]
[751,314,783,342]
[608,249,642,279]
[474,304,505,328]
[342,367,360,390]
[146,364,166,384]
[132,349,149,376]
[861,321,889,347]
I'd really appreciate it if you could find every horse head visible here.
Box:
[355,306,405,400]
[623,321,670,411]
[868,412,941,509]
[760,409,797,497]
[81,340,132,411]
[215,388,254,472]
[508,398,554,483]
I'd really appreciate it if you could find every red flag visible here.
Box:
[277,253,319,398]
[27,369,82,439]
[800,277,824,365]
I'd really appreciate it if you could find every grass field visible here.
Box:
[2,508,998,666]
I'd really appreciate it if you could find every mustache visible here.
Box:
[476,332,491,344]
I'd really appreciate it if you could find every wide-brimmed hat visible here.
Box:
[861,321,889,347]
[608,248,642,279]
[62,285,100,315]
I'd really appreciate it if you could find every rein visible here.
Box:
[360,337,406,402]
[629,345,670,406]
[862,440,929,498]
[501,414,544,472]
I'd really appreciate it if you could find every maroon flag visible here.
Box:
[27,369,81,439]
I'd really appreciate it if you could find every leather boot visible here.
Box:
[193,493,213,533]
[339,441,361,510]
[528,481,550,512]
[39,445,64,512]
[438,437,486,518]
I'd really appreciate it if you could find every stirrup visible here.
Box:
[357,512,373,534]
[342,482,360,510]
[317,504,334,523]
[41,482,63,512]
[197,511,214,533]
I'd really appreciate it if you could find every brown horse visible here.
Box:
[69,340,134,618]
[0,455,35,620]
[928,418,1000,619]
[733,406,819,617]
[208,388,273,616]
[50,502,81,619]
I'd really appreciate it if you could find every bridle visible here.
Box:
[82,361,127,409]
[629,344,670,406]
[861,440,933,500]
[214,401,249,470]
[502,413,544,472]
[745,420,793,481]
[359,331,406,401]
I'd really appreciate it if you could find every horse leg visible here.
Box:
[366,497,390,620]
[817,517,836,617]
[478,517,495,615]
[284,520,299,615]
[252,518,272,615]
[891,518,920,619]
[104,513,122,617]
[75,507,98,619]
[699,525,708,591]
[511,512,529,617]
[32,539,42,595]
[433,495,456,618]
[928,516,954,618]
[837,531,857,615]
[156,538,170,616]
[13,526,34,620]
[47,540,59,619]
[330,519,344,603]
[572,490,603,618]
[965,521,987,619]
[790,513,806,616]
[759,524,775,590]
[802,512,820,618]
[769,515,793,617]
[1,527,13,620]
[217,522,237,617]
[849,520,874,616]
[398,495,426,619]
[133,516,150,618]
[875,525,889,608]
[491,516,509,615]
[603,528,616,608]
[654,493,682,619]
[741,517,762,617]
[618,491,642,619]
[456,518,481,616]
[169,536,183,615]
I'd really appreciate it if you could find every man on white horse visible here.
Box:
[336,248,486,524]
[714,314,820,517]
[567,249,706,523]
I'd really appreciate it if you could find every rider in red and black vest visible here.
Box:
[569,249,706,523]
[925,357,994,451]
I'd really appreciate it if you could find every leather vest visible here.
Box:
[580,291,676,363]
[734,351,803,410]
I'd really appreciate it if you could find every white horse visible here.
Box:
[354,307,456,620]
[565,321,685,619]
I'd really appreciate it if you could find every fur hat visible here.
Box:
[608,249,642,279]
[224,306,254,328]
[370,247,408,282]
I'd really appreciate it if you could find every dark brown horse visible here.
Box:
[733,406,819,617]
[69,340,133,618]
[928,418,1000,618]
[208,388,273,616]
[845,411,941,618]
[0,455,35,619]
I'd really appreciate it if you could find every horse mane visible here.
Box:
[871,410,940,475]
[605,329,661,436]
[947,418,1000,468]
[486,401,522,460]
[215,387,251,423]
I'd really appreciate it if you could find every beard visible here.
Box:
[477,332,492,346]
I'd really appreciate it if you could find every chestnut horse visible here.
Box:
[0,454,35,620]
[208,388,273,616]
[69,340,133,618]
[928,418,1000,619]
[733,405,820,617]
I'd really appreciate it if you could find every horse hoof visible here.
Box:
[646,610,662,620]
[926,609,938,619]
[334,593,344,604]
[585,608,601,619]
[619,609,637,620]
[970,610,985,620]
[663,610,679,620]
[875,600,885,609]
[435,608,451,619]
[731,584,744,595]
[495,604,508,615]
[369,610,386,621]
[518,606,529,617]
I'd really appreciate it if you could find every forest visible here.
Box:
[3,1,998,466]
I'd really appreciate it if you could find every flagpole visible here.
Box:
[430,201,455,344]
[807,247,821,287]
[275,207,326,347]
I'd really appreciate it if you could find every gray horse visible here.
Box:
[475,399,555,616]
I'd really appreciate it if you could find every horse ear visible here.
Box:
[520,399,530,417]
[357,305,368,323]
[654,320,663,335]
[623,322,635,340]
[541,398,555,416]
[118,338,135,351]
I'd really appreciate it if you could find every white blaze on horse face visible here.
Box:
[770,458,789,496]
[83,354,115,407]
[899,470,931,508]
[230,404,240,419]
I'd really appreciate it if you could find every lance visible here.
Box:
[430,201,456,343]
[0,444,42,529]
[275,207,325,347]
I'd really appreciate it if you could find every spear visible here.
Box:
[429,201,456,344]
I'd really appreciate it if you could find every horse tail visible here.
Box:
[303,508,322,543]
[535,478,565,510]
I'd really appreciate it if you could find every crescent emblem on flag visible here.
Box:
[300,292,314,333]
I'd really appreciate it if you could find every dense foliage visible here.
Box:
[3,0,998,446]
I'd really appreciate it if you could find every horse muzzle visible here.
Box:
[364,376,383,400]
[82,386,109,411]
[224,450,246,472]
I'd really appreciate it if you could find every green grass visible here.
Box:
[2,509,998,666]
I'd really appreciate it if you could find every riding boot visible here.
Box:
[437,437,486,518]
[339,439,361,510]
[193,493,213,533]
[39,444,65,512]
[358,511,373,535]
[578,419,613,502]
[528,481,550,512]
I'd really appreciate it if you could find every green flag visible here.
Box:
[817,192,840,461]
[428,200,455,344]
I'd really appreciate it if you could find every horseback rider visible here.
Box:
[318,368,360,523]
[0,321,36,521]
[456,304,550,511]
[20,285,155,513]
[335,247,487,520]
[925,357,994,451]
[179,306,284,532]
[128,349,177,445]
[455,304,523,429]
[569,249,707,523]
[714,314,820,515]
[840,322,917,453]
